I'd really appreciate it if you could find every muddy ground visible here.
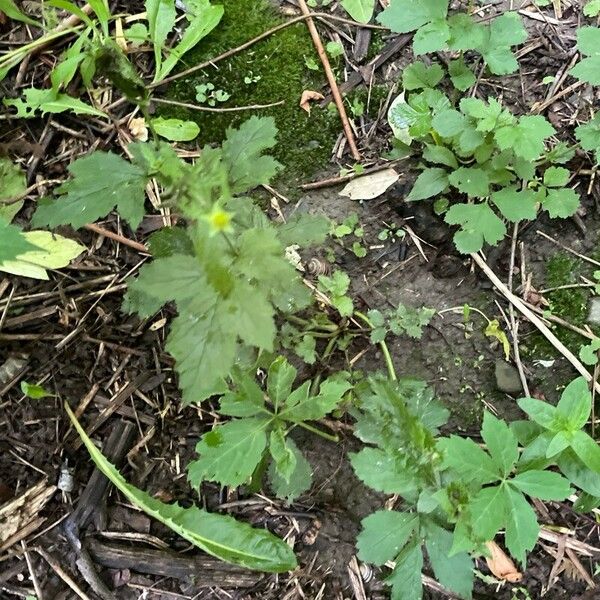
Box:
[1,0,600,598]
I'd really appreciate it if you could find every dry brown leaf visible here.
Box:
[485,541,523,582]
[300,90,325,114]
[115,17,128,52]
[339,168,399,201]
[129,117,149,142]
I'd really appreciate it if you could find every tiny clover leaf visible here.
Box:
[407,167,449,201]
[476,12,527,75]
[491,187,538,222]
[402,61,444,90]
[444,202,506,254]
[32,151,147,230]
[570,26,600,85]
[575,114,600,165]
[188,357,351,496]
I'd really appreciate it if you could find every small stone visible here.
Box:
[588,297,600,327]
[495,359,523,394]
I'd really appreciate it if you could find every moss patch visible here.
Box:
[159,0,350,185]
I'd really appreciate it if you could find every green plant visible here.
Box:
[351,376,584,599]
[188,356,351,500]
[378,4,526,75]
[195,82,231,106]
[570,26,600,85]
[367,303,435,342]
[389,88,578,253]
[340,0,375,24]
[66,403,297,571]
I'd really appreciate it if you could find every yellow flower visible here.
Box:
[204,205,233,236]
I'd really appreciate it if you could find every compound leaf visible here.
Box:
[503,485,539,565]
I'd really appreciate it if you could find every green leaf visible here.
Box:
[386,539,423,600]
[477,13,527,75]
[438,436,500,484]
[542,187,580,218]
[152,117,200,142]
[0,230,85,280]
[222,116,282,194]
[220,372,266,418]
[269,427,297,483]
[448,57,476,91]
[425,523,473,599]
[268,438,312,502]
[0,219,37,262]
[32,151,147,229]
[448,166,489,197]
[154,0,224,81]
[570,430,600,473]
[495,115,555,161]
[571,27,600,85]
[470,484,507,540]
[503,486,539,565]
[546,431,571,457]
[432,109,466,138]
[4,87,106,119]
[350,448,418,495]
[423,144,458,168]
[188,417,271,488]
[267,357,297,412]
[389,304,435,339]
[294,334,316,364]
[558,449,600,496]
[146,0,176,76]
[556,377,591,430]
[0,0,39,23]
[491,187,538,222]
[510,470,571,500]
[356,510,418,565]
[20,381,53,399]
[402,61,444,90]
[584,0,600,16]
[0,157,26,203]
[543,166,570,187]
[575,113,600,164]
[407,167,449,201]
[447,13,485,50]
[445,202,506,253]
[377,0,448,33]
[481,411,518,477]
[340,0,375,23]
[580,338,600,366]
[66,403,296,572]
[147,227,194,258]
[413,19,450,55]
[518,397,559,430]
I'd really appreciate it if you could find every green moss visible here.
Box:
[159,0,346,185]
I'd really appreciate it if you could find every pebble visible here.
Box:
[495,359,523,394]
[588,297,600,327]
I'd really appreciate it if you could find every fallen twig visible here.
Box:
[84,223,148,253]
[152,97,285,113]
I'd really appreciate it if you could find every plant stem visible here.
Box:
[296,420,339,442]
[354,311,397,381]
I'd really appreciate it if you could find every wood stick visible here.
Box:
[84,223,148,254]
[471,252,600,393]
[296,0,361,160]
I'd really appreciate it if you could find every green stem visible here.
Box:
[296,420,339,443]
[354,310,397,381]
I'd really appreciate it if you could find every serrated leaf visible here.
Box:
[350,448,418,495]
[219,372,266,418]
[575,114,600,164]
[503,486,539,565]
[445,202,506,253]
[425,522,473,599]
[477,13,527,75]
[33,151,147,229]
[510,470,571,500]
[470,484,508,540]
[448,57,476,91]
[269,427,297,483]
[571,430,600,473]
[571,27,600,85]
[294,334,316,364]
[222,116,281,194]
[413,19,450,55]
[423,144,458,168]
[377,0,449,33]
[447,13,485,50]
[0,230,85,280]
[66,403,296,572]
[389,304,435,339]
[340,0,375,23]
[4,87,106,119]
[491,187,538,222]
[267,357,297,412]
[268,438,312,501]
[152,117,200,142]
[147,227,194,258]
[386,539,423,600]
[448,166,489,197]
[495,116,555,161]
[543,166,570,188]
[438,436,500,484]
[432,109,466,138]
[542,187,580,218]
[481,411,518,477]
[407,167,449,201]
[402,61,444,90]
[188,417,271,488]
[356,510,418,565]
[281,375,351,422]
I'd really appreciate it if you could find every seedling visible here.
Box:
[195,83,231,106]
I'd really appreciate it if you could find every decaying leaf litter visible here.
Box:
[1,0,600,598]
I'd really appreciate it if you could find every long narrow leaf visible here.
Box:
[0,0,39,25]
[65,403,297,573]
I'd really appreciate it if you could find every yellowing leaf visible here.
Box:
[484,319,511,360]
[0,230,85,280]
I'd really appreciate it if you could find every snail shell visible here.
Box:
[307,257,330,276]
